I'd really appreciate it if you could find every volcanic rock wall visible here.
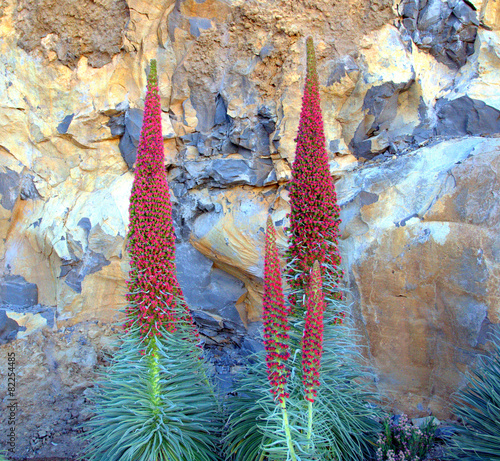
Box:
[1,0,500,457]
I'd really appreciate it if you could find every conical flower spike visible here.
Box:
[263,216,291,403]
[125,59,196,337]
[302,260,325,403]
[286,37,343,313]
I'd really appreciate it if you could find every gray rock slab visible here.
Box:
[61,250,111,293]
[176,242,246,329]
[436,96,500,137]
[0,274,38,308]
[0,168,20,210]
[0,310,20,345]
[119,108,143,168]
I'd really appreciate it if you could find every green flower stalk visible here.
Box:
[286,36,343,313]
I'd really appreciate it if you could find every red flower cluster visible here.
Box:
[125,60,196,338]
[286,37,343,312]
[262,216,291,403]
[302,261,325,402]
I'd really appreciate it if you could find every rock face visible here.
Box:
[1,0,500,456]
[341,137,500,413]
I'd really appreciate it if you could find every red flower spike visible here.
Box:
[302,261,325,403]
[126,60,198,339]
[286,37,343,314]
[263,216,290,404]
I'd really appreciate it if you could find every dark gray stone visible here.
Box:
[0,274,38,308]
[214,94,230,126]
[359,191,379,207]
[259,44,273,59]
[77,217,92,233]
[435,96,500,137]
[229,121,271,156]
[39,307,56,328]
[189,92,217,133]
[189,17,212,38]
[258,105,276,134]
[57,114,74,134]
[211,159,253,186]
[326,56,359,86]
[0,168,20,210]
[0,310,20,345]
[61,250,111,293]
[242,322,265,354]
[351,82,412,159]
[19,173,41,200]
[184,156,273,188]
[107,112,125,137]
[399,0,478,68]
[184,161,211,185]
[118,108,143,168]
[176,242,246,330]
[206,269,246,325]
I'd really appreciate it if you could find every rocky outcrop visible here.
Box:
[14,0,130,68]
[341,136,500,413]
[1,0,500,456]
[398,0,478,68]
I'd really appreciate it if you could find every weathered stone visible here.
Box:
[176,241,246,324]
[399,0,478,68]
[14,0,130,68]
[119,108,143,169]
[0,274,38,308]
[211,158,257,186]
[338,137,500,415]
[435,96,500,137]
[212,96,228,128]
[0,168,20,210]
[350,81,414,158]
[61,250,111,294]
[0,310,20,344]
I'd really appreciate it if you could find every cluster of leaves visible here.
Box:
[448,329,500,460]
[376,414,437,461]
[85,324,219,461]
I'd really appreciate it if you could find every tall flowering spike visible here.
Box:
[126,59,196,337]
[302,260,325,403]
[263,216,291,403]
[286,37,343,313]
